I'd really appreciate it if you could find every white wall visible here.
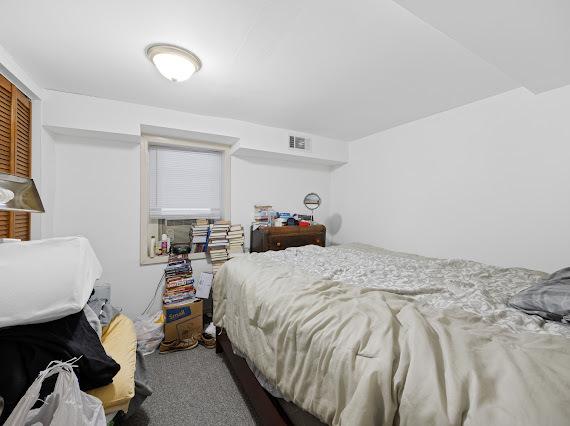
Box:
[36,90,342,315]
[49,134,332,316]
[43,90,348,165]
[331,86,570,272]
[49,136,163,316]
[231,156,331,239]
[39,129,56,238]
[0,44,42,100]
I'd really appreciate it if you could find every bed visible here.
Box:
[214,243,570,426]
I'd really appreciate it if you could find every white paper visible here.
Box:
[196,272,214,299]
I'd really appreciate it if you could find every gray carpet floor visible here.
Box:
[123,346,256,425]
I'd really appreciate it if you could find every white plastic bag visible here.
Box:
[5,358,106,426]
[134,311,164,355]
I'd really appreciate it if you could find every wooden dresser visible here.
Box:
[250,225,326,253]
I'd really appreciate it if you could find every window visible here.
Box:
[0,73,32,240]
[149,145,222,219]
[140,136,230,264]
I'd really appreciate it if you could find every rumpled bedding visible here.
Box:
[213,244,570,426]
[262,244,568,336]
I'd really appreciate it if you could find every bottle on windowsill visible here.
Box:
[161,234,169,255]
[149,236,156,258]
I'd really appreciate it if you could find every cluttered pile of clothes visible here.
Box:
[0,236,151,424]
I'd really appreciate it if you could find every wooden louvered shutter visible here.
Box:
[12,88,32,240]
[0,73,32,240]
[0,75,11,238]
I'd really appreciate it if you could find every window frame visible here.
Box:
[140,135,231,265]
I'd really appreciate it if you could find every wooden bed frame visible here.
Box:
[216,327,290,425]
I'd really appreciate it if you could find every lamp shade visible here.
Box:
[0,173,44,213]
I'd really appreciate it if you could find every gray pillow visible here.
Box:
[509,267,570,323]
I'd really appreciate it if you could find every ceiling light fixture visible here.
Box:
[145,44,202,82]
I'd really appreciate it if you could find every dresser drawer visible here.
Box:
[268,234,324,251]
[250,225,326,253]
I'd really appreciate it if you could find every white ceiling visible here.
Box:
[396,0,570,94]
[0,0,518,141]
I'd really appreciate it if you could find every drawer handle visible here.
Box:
[276,242,281,247]
[315,239,320,244]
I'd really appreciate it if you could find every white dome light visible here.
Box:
[146,44,202,82]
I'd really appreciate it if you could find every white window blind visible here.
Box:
[149,145,223,219]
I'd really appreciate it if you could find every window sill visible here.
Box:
[140,252,207,266]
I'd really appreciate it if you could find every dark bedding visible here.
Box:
[0,310,120,422]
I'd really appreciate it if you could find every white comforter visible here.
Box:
[213,244,570,425]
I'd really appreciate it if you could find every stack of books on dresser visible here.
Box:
[163,253,196,305]
[228,225,245,254]
[190,219,210,253]
[252,205,273,229]
[208,220,230,274]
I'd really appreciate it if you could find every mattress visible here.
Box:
[214,244,570,426]
[87,314,137,414]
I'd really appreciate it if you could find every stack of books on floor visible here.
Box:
[163,253,195,305]
[190,219,210,253]
[208,220,230,274]
[228,225,245,254]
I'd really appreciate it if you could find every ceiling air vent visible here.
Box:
[289,135,311,151]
